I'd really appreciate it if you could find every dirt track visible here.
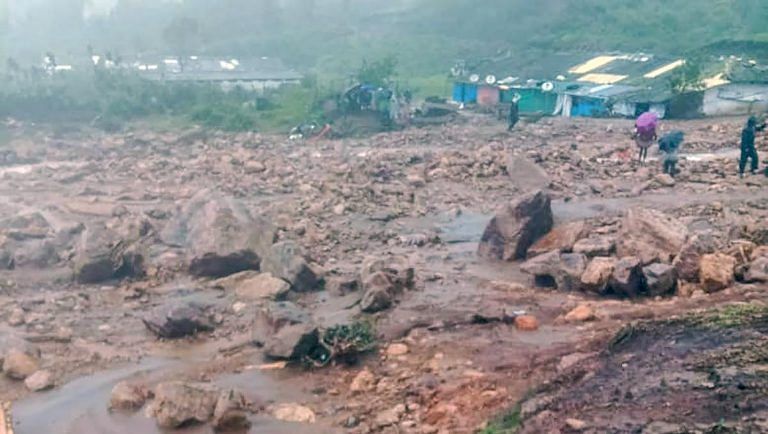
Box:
[0,114,767,434]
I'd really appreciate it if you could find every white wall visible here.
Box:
[703,84,768,117]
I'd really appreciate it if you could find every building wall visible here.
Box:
[219,79,300,93]
[703,84,768,117]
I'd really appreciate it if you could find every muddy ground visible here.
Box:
[0,113,767,434]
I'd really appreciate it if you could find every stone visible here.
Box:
[478,190,554,261]
[2,348,40,380]
[746,256,768,283]
[654,173,676,187]
[515,315,539,331]
[326,276,359,296]
[506,155,551,192]
[73,226,145,283]
[609,257,645,297]
[616,208,688,265]
[557,352,596,372]
[149,382,219,428]
[521,251,587,291]
[386,343,409,356]
[261,241,320,292]
[581,257,616,294]
[110,381,150,411]
[161,191,276,278]
[751,246,768,261]
[350,369,376,393]
[142,302,214,339]
[643,263,678,296]
[263,323,319,360]
[564,304,595,322]
[565,418,588,431]
[360,271,398,313]
[527,221,587,258]
[271,403,316,424]
[360,256,415,291]
[24,370,53,391]
[375,405,404,428]
[8,308,25,326]
[572,236,616,258]
[212,389,251,432]
[233,272,290,301]
[253,301,312,345]
[673,233,718,282]
[699,254,736,292]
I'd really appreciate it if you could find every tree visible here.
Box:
[669,58,705,94]
[356,56,398,87]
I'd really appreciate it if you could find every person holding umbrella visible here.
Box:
[659,130,685,176]
[633,112,658,163]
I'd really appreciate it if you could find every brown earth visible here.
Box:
[0,113,766,434]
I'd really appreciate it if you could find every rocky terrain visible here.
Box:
[0,114,766,434]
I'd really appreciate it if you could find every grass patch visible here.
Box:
[479,405,521,434]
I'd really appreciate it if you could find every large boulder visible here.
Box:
[143,302,214,339]
[358,256,415,313]
[609,257,645,298]
[161,191,276,278]
[73,226,146,284]
[2,348,40,380]
[212,390,251,432]
[616,208,688,265]
[580,257,617,294]
[521,251,587,291]
[527,221,586,258]
[110,381,150,411]
[260,241,321,292]
[149,382,219,428]
[642,263,678,296]
[506,155,551,192]
[746,256,768,283]
[699,254,736,292]
[360,272,398,313]
[263,323,320,360]
[215,271,290,301]
[253,301,314,351]
[673,233,718,282]
[478,190,553,261]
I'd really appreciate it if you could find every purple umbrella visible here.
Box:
[636,112,658,132]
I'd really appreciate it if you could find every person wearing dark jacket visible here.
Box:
[740,116,767,178]
[507,95,520,131]
[659,130,684,176]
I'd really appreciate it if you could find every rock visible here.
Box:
[73,226,145,283]
[360,256,415,291]
[161,191,276,278]
[515,315,539,331]
[572,236,615,258]
[8,308,25,326]
[212,389,251,432]
[642,263,678,296]
[654,173,676,187]
[527,221,587,258]
[261,241,320,292]
[478,190,554,261]
[232,272,290,301]
[564,304,595,322]
[350,369,376,393]
[609,257,645,297]
[2,348,40,380]
[746,256,768,283]
[142,302,214,339]
[616,208,688,265]
[565,418,588,431]
[506,155,551,192]
[751,246,768,261]
[360,271,398,313]
[253,301,312,344]
[271,403,316,424]
[521,251,587,291]
[699,253,736,292]
[386,343,409,356]
[673,233,718,282]
[24,369,53,391]
[375,404,405,428]
[149,382,219,428]
[264,323,319,360]
[110,381,150,411]
[326,276,359,296]
[558,352,596,372]
[580,257,616,294]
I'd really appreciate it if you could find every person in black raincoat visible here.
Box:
[507,94,520,132]
[739,115,766,178]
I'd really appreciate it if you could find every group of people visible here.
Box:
[633,112,767,178]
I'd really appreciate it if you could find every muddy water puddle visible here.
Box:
[12,357,336,434]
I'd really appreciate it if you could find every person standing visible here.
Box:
[507,94,520,132]
[659,130,685,176]
[739,115,766,178]
[634,112,658,163]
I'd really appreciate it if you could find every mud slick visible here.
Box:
[0,115,767,433]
